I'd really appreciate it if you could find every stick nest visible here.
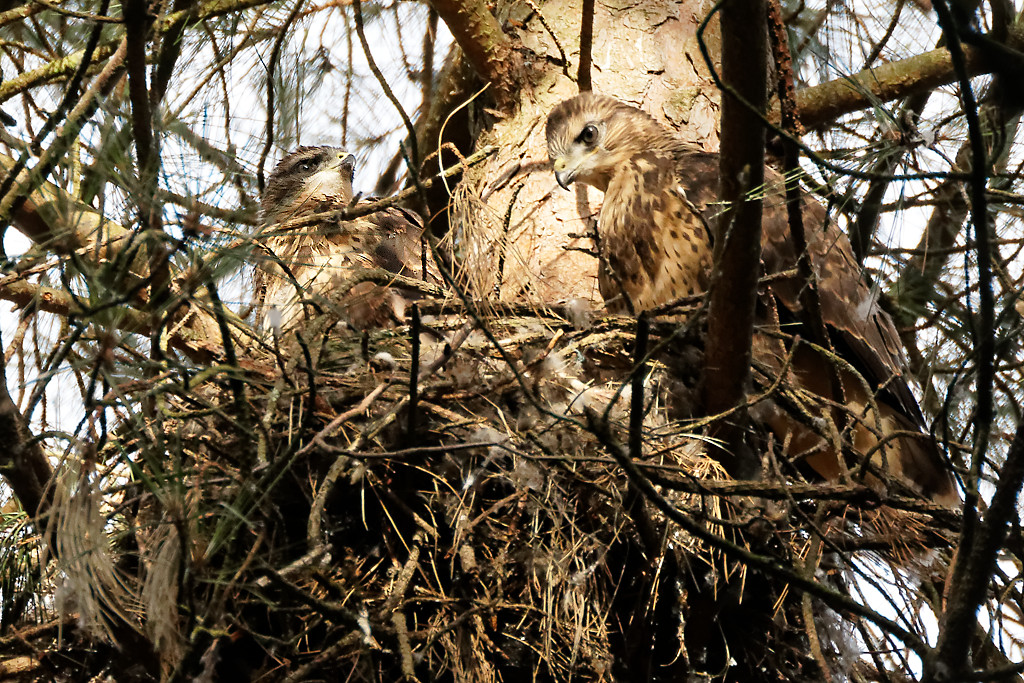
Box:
[3,298,956,682]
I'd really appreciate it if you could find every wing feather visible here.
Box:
[672,150,954,501]
[256,200,438,333]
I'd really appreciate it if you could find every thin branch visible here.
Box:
[628,315,648,461]
[150,0,200,105]
[930,4,996,678]
[889,74,1023,330]
[0,39,128,234]
[0,0,110,229]
[932,423,1024,680]
[0,42,119,104]
[407,304,420,437]
[256,0,305,195]
[0,0,277,105]
[353,0,420,174]
[577,0,594,91]
[768,0,842,410]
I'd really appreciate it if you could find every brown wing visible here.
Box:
[365,205,442,286]
[346,204,442,328]
[673,150,956,502]
[256,202,439,333]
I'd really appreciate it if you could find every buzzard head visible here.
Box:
[546,92,671,192]
[262,146,356,223]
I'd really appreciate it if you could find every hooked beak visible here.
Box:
[552,157,577,190]
[330,152,356,172]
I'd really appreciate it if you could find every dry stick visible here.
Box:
[862,0,905,70]
[408,304,420,437]
[629,315,648,462]
[381,532,424,680]
[252,545,329,589]
[419,602,495,653]
[391,611,418,681]
[203,276,248,419]
[521,0,567,78]
[623,313,673,585]
[766,0,841,413]
[353,0,420,174]
[255,0,305,195]
[294,332,318,433]
[494,181,526,291]
[256,563,361,628]
[800,508,834,683]
[382,532,423,612]
[931,1,997,675]
[577,0,595,91]
[303,384,388,458]
[281,631,364,683]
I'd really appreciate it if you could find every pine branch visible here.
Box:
[790,24,1024,130]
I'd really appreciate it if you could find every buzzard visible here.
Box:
[254,146,436,334]
[546,93,957,505]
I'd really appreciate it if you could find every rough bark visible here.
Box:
[704,0,766,479]
[430,0,521,110]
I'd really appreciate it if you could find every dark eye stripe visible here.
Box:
[292,152,326,172]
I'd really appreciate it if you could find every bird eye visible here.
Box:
[577,124,598,146]
[298,160,315,172]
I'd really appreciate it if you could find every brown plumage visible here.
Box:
[546,93,957,505]
[255,146,436,334]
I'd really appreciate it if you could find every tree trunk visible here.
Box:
[454,0,722,303]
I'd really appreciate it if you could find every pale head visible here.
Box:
[545,93,673,192]
[262,146,356,223]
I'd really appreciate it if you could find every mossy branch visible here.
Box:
[790,24,1024,129]
[430,0,519,110]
